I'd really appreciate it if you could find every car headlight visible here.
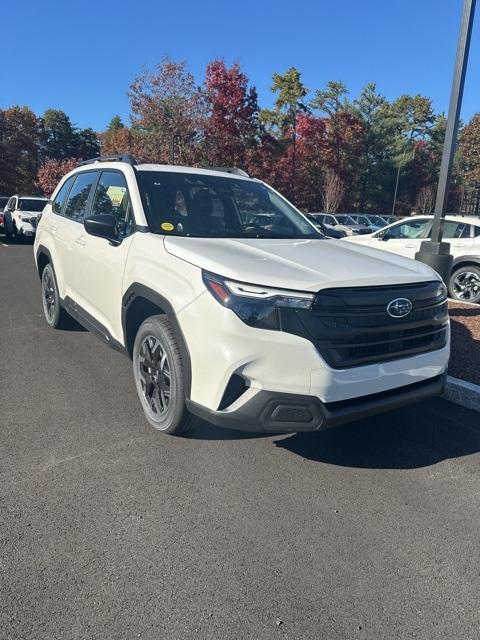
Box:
[202,271,314,330]
[436,282,448,299]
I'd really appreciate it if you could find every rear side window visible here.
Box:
[474,225,480,237]
[64,172,98,221]
[438,221,471,239]
[52,176,75,215]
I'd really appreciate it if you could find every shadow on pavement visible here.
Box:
[58,317,87,332]
[274,397,480,469]
[185,421,275,441]
[449,306,480,318]
[0,234,34,246]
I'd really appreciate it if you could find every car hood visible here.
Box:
[164,237,439,291]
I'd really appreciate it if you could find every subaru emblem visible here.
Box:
[387,298,413,318]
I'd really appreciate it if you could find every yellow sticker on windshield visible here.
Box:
[161,222,175,232]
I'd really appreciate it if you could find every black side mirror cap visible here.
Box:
[84,214,121,245]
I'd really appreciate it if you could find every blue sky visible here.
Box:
[1,0,479,131]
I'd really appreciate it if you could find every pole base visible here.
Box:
[415,241,453,285]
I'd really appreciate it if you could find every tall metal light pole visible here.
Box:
[391,164,401,215]
[415,0,476,283]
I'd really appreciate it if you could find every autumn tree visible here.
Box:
[204,60,259,167]
[129,57,206,164]
[0,106,41,194]
[293,114,327,210]
[311,80,349,172]
[312,81,363,209]
[35,158,78,196]
[459,113,480,214]
[101,116,134,156]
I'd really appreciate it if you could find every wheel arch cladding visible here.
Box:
[122,284,192,397]
[451,256,480,273]
[36,245,53,278]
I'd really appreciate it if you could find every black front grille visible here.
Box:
[280,281,448,369]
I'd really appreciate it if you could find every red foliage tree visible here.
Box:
[100,126,134,156]
[295,114,328,210]
[204,60,259,167]
[35,158,77,196]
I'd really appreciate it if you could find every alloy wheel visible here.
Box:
[137,335,172,418]
[42,269,56,323]
[452,271,480,302]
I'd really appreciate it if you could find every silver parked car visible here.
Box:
[315,213,371,236]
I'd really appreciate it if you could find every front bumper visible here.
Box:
[18,222,36,236]
[187,373,446,433]
[178,289,450,411]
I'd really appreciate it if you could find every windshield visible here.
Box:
[19,198,47,212]
[336,215,356,225]
[138,171,321,239]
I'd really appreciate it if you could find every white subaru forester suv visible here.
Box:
[34,156,450,435]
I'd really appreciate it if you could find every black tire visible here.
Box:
[4,223,12,239]
[41,263,71,328]
[449,266,480,304]
[133,315,195,435]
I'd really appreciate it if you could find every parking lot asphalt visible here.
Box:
[1,240,480,640]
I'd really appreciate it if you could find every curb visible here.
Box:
[443,375,480,413]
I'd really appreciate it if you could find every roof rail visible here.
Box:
[78,154,137,166]
[204,166,250,178]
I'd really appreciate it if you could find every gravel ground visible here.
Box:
[448,301,480,386]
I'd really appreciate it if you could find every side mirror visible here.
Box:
[378,230,391,241]
[84,214,121,245]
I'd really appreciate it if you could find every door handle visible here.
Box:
[75,236,86,246]
[49,224,58,232]
[405,243,416,248]
[453,243,466,247]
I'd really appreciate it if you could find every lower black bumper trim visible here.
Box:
[186,373,446,433]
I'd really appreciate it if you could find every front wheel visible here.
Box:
[449,266,480,304]
[11,223,19,241]
[4,220,12,239]
[133,315,195,435]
